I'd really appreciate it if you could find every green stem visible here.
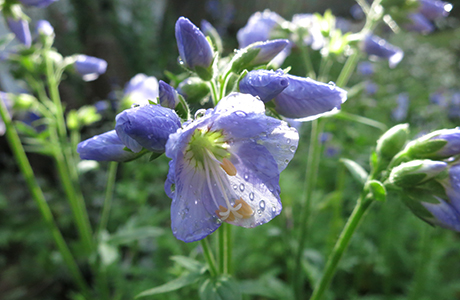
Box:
[97,162,118,236]
[293,118,324,299]
[225,223,232,274]
[298,32,316,79]
[309,197,373,300]
[336,51,360,88]
[408,226,431,300]
[200,238,218,277]
[218,223,229,274]
[209,80,220,106]
[220,71,233,100]
[332,111,387,132]
[318,56,333,83]
[0,100,90,294]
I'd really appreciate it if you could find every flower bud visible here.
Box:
[406,13,434,34]
[7,17,32,48]
[389,159,447,188]
[237,10,283,48]
[177,77,210,103]
[406,128,460,159]
[175,17,214,81]
[19,0,58,7]
[36,20,54,36]
[74,55,107,81]
[159,80,180,109]
[115,105,181,153]
[376,123,409,161]
[77,130,140,162]
[230,39,289,73]
[362,34,403,68]
[239,69,289,103]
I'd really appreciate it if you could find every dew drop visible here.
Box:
[259,200,266,210]
[257,209,262,215]
[239,183,245,192]
[271,206,276,213]
[290,145,297,152]
[267,184,274,192]
[194,108,207,119]
[328,81,336,89]
[233,184,238,190]
[249,192,254,201]
[235,111,247,118]
[287,139,291,144]
[244,173,249,181]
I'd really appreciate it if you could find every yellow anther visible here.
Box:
[215,198,253,222]
[220,158,237,176]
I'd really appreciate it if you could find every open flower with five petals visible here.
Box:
[164,92,299,242]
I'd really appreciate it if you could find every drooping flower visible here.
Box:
[123,74,159,106]
[362,34,404,68]
[239,69,347,121]
[406,128,460,159]
[18,0,58,7]
[164,92,299,242]
[237,10,283,48]
[7,17,32,48]
[159,80,180,109]
[418,0,452,20]
[74,55,107,82]
[36,20,54,36]
[175,17,214,80]
[77,130,140,162]
[115,104,181,153]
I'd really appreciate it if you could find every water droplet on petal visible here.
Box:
[328,81,336,89]
[290,146,297,152]
[233,184,238,190]
[287,139,291,144]
[249,192,254,201]
[194,108,207,119]
[259,200,266,210]
[235,111,247,118]
[244,173,249,181]
[239,183,245,192]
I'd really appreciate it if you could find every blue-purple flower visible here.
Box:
[159,80,180,109]
[362,34,404,68]
[123,74,159,106]
[406,13,435,34]
[406,128,460,159]
[357,61,374,76]
[36,20,54,36]
[7,17,32,48]
[115,104,181,153]
[77,130,140,162]
[164,92,299,242]
[392,93,410,121]
[237,10,283,48]
[418,0,452,20]
[19,0,58,7]
[239,69,347,121]
[175,17,214,80]
[75,55,107,81]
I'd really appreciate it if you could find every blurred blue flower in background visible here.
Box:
[365,81,378,95]
[392,93,410,121]
[7,17,32,48]
[164,92,299,242]
[123,74,159,106]
[357,61,374,76]
[237,10,283,48]
[18,0,58,7]
[0,92,12,136]
[75,55,107,82]
[363,34,404,68]
[418,0,452,20]
[35,20,54,36]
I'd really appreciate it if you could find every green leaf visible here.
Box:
[98,241,119,266]
[136,272,202,298]
[199,275,242,300]
[171,256,204,273]
[107,226,164,245]
[368,180,387,202]
[340,158,368,184]
[149,152,163,162]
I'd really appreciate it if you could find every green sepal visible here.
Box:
[407,139,448,159]
[194,65,214,81]
[148,152,163,162]
[376,123,409,161]
[340,158,368,185]
[400,188,441,226]
[230,47,261,74]
[175,94,191,120]
[178,77,210,104]
[367,180,387,202]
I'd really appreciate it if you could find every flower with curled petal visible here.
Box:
[164,92,299,242]
[74,55,107,82]
[77,130,140,162]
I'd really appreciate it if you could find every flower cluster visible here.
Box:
[388,128,460,231]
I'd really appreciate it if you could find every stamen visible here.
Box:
[215,198,254,222]
[220,158,237,176]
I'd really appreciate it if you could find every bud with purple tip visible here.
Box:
[362,34,404,68]
[36,20,54,36]
[7,17,32,48]
[159,80,180,109]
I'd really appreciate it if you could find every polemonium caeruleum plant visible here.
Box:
[1,0,459,299]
